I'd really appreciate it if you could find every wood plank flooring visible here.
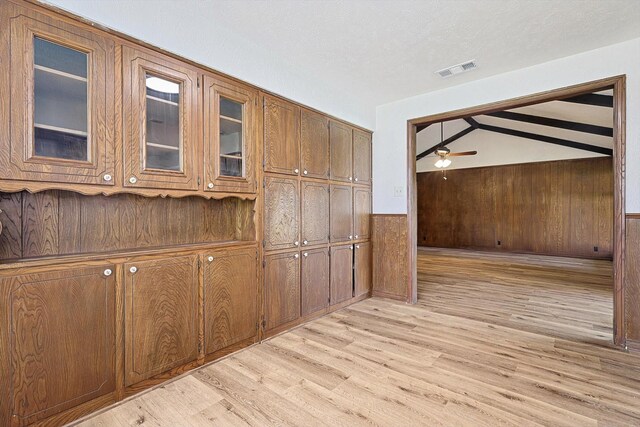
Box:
[73,249,640,426]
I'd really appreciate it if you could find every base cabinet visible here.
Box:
[0,265,116,427]
[354,242,372,297]
[264,251,301,331]
[124,255,199,386]
[301,248,330,316]
[331,245,354,305]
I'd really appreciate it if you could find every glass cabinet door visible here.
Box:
[204,75,256,193]
[144,74,182,172]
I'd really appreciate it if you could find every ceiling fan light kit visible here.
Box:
[432,122,478,169]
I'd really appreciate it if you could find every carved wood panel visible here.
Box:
[330,245,353,305]
[354,241,372,297]
[300,109,329,179]
[353,129,372,185]
[329,121,352,182]
[301,247,329,316]
[264,177,300,251]
[263,95,300,176]
[301,180,329,247]
[330,184,353,243]
[264,251,300,330]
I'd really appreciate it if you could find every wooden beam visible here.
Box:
[477,123,612,156]
[416,125,476,161]
[486,111,613,137]
[416,123,431,133]
[560,93,613,108]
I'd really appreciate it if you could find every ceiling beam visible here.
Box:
[486,110,613,137]
[416,124,476,161]
[477,123,612,156]
[416,123,431,133]
[559,93,613,108]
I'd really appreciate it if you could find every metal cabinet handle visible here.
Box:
[303,240,308,245]
[303,252,308,257]
[349,235,353,240]
[103,174,112,182]
[294,253,299,259]
[129,176,137,184]
[103,269,112,276]
[207,256,214,262]
[294,168,299,174]
[354,177,358,182]
[129,266,137,274]
[355,245,360,249]
[355,234,359,239]
[348,176,353,181]
[207,182,214,189]
[349,245,353,250]
[294,241,299,246]
[303,170,308,175]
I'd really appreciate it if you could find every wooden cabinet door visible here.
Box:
[203,247,258,355]
[204,74,257,193]
[263,95,300,176]
[353,188,372,240]
[264,177,300,251]
[300,109,329,179]
[353,129,372,186]
[301,247,330,316]
[330,245,353,305]
[264,252,300,330]
[301,180,329,247]
[1,9,116,185]
[123,46,199,190]
[330,121,352,182]
[124,255,199,386]
[330,184,353,243]
[0,265,115,426]
[354,242,372,297]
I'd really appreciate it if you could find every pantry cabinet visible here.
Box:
[354,242,372,297]
[301,180,330,247]
[330,120,353,182]
[264,176,300,251]
[263,95,300,176]
[330,244,354,305]
[264,251,301,330]
[300,109,330,179]
[353,129,372,185]
[301,247,330,316]
[330,184,353,243]
[354,188,372,240]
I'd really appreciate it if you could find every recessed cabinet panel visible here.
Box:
[123,47,199,190]
[0,265,115,426]
[330,184,353,243]
[330,121,352,182]
[204,75,257,193]
[300,109,329,179]
[301,247,330,316]
[331,245,353,305]
[264,252,301,330]
[203,248,258,354]
[124,255,199,386]
[4,11,115,184]
[353,130,372,185]
[264,177,300,251]
[264,95,300,175]
[354,242,372,297]
[301,180,329,247]
[354,188,371,240]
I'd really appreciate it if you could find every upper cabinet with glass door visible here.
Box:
[122,46,199,191]
[204,75,256,193]
[0,6,115,186]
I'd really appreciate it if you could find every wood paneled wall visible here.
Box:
[417,157,613,259]
[371,214,409,301]
[625,215,640,347]
[0,191,256,260]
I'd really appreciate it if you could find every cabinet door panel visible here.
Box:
[264,252,300,330]
[264,95,300,175]
[330,184,353,243]
[301,181,329,247]
[354,242,372,297]
[1,265,115,426]
[204,75,257,193]
[329,121,352,182]
[300,109,329,179]
[301,248,329,316]
[3,11,115,185]
[354,188,371,240]
[123,47,199,190]
[264,177,300,251]
[353,130,372,185]
[203,248,258,354]
[125,255,199,386]
[331,245,353,305]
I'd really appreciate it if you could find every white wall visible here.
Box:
[374,37,640,214]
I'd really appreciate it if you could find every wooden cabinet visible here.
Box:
[264,251,301,330]
[301,247,330,316]
[300,109,329,179]
[1,8,116,186]
[353,129,372,185]
[264,176,300,251]
[0,265,116,426]
[330,121,352,182]
[301,180,329,247]
[204,74,257,193]
[203,247,258,355]
[354,188,372,240]
[124,255,199,385]
[330,245,354,305]
[354,242,372,297]
[330,184,353,243]
[122,46,200,191]
[264,95,300,176]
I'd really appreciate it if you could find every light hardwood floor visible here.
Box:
[74,249,640,426]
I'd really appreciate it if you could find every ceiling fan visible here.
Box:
[432,122,477,168]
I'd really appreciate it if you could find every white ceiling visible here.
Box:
[44,0,640,128]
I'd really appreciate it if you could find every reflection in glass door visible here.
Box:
[145,74,182,171]
[219,96,244,177]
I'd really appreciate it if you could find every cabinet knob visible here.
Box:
[303,240,308,246]
[207,256,214,262]
[129,266,137,274]
[348,176,353,181]
[303,170,308,175]
[129,176,137,184]
[355,244,360,249]
[294,241,299,246]
[354,177,358,182]
[103,174,112,182]
[349,245,353,250]
[294,168,299,174]
[355,234,359,239]
[103,269,112,276]
[207,182,214,189]
[303,252,308,257]
[294,253,299,259]
[349,235,353,240]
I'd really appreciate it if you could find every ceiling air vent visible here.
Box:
[436,60,478,78]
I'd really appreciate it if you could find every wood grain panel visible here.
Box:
[0,192,22,259]
[264,95,300,176]
[264,251,300,330]
[330,184,352,243]
[417,158,613,258]
[372,214,409,301]
[330,245,353,305]
[301,180,329,247]
[21,191,58,257]
[203,247,258,354]
[354,241,372,297]
[125,255,199,386]
[352,129,372,185]
[300,108,329,179]
[625,217,640,341]
[264,177,299,251]
[329,121,352,182]
[1,265,115,426]
[301,247,329,316]
[353,188,371,240]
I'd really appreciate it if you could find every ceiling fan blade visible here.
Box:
[448,151,477,157]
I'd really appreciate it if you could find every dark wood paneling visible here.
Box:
[372,214,409,301]
[330,245,353,305]
[330,184,353,243]
[301,247,330,316]
[301,180,329,247]
[329,121,352,182]
[354,241,372,297]
[264,251,300,330]
[417,158,613,258]
[264,95,300,176]
[264,177,299,251]
[300,109,329,179]
[625,217,640,342]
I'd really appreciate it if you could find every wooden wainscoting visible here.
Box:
[371,214,409,301]
[625,214,640,350]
